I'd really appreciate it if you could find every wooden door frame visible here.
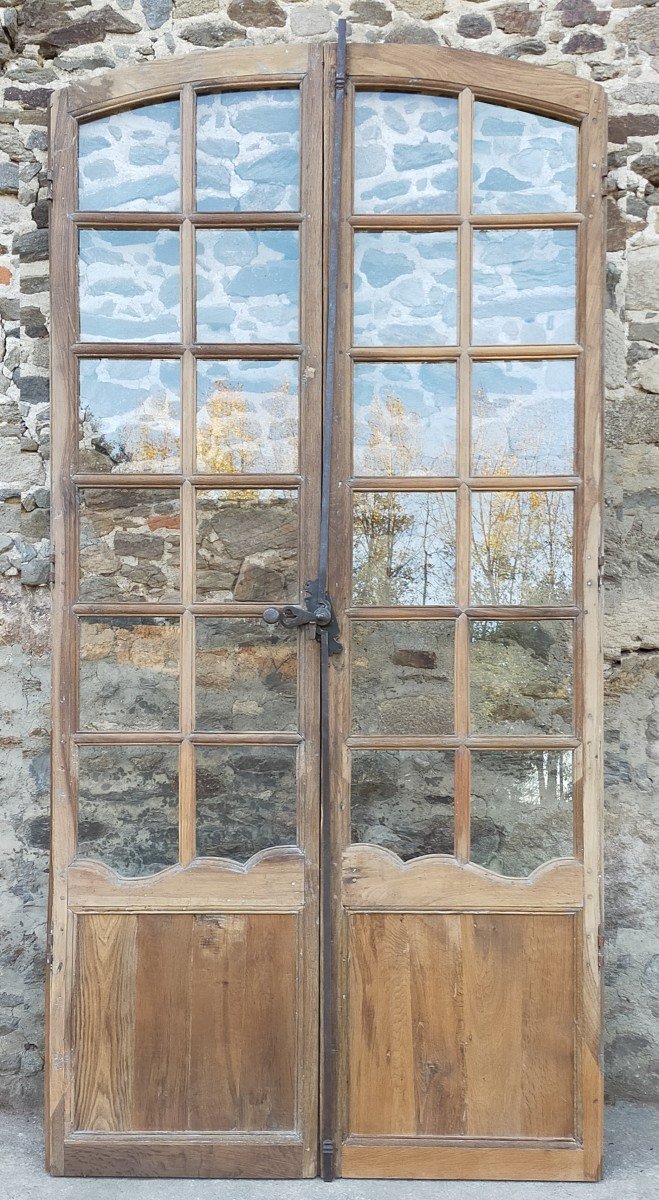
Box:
[47,42,606,1182]
[47,46,324,1177]
[325,44,606,1181]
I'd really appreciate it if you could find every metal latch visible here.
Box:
[262,578,342,655]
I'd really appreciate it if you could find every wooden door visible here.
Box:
[47,47,323,1178]
[326,46,606,1182]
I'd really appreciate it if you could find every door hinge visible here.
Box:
[597,553,605,590]
[600,165,609,198]
[45,924,54,968]
[598,924,605,972]
[45,170,54,203]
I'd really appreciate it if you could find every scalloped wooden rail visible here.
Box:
[68,846,305,912]
[342,846,584,912]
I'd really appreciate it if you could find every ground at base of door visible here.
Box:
[1,1104,657,1200]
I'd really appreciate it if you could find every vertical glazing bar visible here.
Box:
[454,88,473,861]
[179,84,196,864]
[320,17,347,1184]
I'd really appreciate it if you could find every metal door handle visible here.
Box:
[262,600,332,629]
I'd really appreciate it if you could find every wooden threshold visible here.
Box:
[341,1141,590,1181]
[62,1134,305,1179]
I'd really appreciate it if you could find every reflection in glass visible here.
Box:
[351,750,455,859]
[473,103,577,215]
[471,491,573,605]
[196,488,298,603]
[196,89,300,212]
[196,745,297,860]
[471,359,574,476]
[196,230,299,343]
[354,92,458,214]
[470,620,573,735]
[471,750,573,876]
[77,744,179,876]
[79,617,180,732]
[354,231,457,346]
[78,102,180,212]
[472,229,576,345]
[351,620,454,735]
[196,360,298,474]
[78,359,180,473]
[354,362,456,477]
[195,618,297,731]
[352,491,455,605]
[79,489,180,603]
[79,229,180,343]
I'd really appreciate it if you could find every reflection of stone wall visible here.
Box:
[351,749,454,858]
[196,489,297,602]
[79,488,180,602]
[1,0,658,1111]
[471,751,573,875]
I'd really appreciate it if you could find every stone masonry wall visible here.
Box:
[0,0,658,1111]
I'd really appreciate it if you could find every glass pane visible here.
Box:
[196,745,297,860]
[195,618,297,732]
[79,617,179,732]
[471,750,573,876]
[79,230,180,344]
[79,488,180,603]
[352,491,455,605]
[196,488,298,603]
[470,620,573,735]
[196,89,300,212]
[354,362,456,477]
[354,92,458,214]
[354,231,457,346]
[196,359,298,474]
[351,620,454,735]
[473,103,577,215]
[78,102,180,212]
[196,230,299,343]
[471,491,573,605]
[471,360,574,476]
[77,744,179,876]
[79,359,180,473]
[472,229,576,345]
[351,750,454,859]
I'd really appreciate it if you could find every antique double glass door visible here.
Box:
[48,44,605,1181]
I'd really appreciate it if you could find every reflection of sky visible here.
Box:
[354,91,458,214]
[473,103,577,215]
[79,229,180,343]
[197,89,300,212]
[354,362,457,475]
[78,101,180,212]
[472,229,576,345]
[196,229,299,342]
[472,359,574,474]
[79,358,180,438]
[354,231,457,346]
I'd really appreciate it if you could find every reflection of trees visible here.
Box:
[82,387,181,471]
[197,377,295,474]
[353,395,454,604]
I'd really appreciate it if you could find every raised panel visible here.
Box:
[74,913,299,1134]
[347,912,576,1141]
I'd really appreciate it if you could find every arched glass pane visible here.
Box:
[471,751,573,876]
[78,101,180,212]
[351,750,455,859]
[196,88,300,212]
[354,91,458,214]
[473,102,578,215]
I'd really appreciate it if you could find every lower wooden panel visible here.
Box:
[63,1136,304,1178]
[347,912,576,1143]
[74,912,298,1134]
[341,1143,587,1181]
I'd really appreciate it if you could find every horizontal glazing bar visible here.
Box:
[350,476,580,491]
[351,345,582,362]
[346,736,581,750]
[349,213,582,230]
[73,731,303,745]
[347,606,579,620]
[73,212,304,229]
[72,474,302,488]
[72,343,304,359]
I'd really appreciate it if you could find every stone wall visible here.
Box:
[0,0,658,1110]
